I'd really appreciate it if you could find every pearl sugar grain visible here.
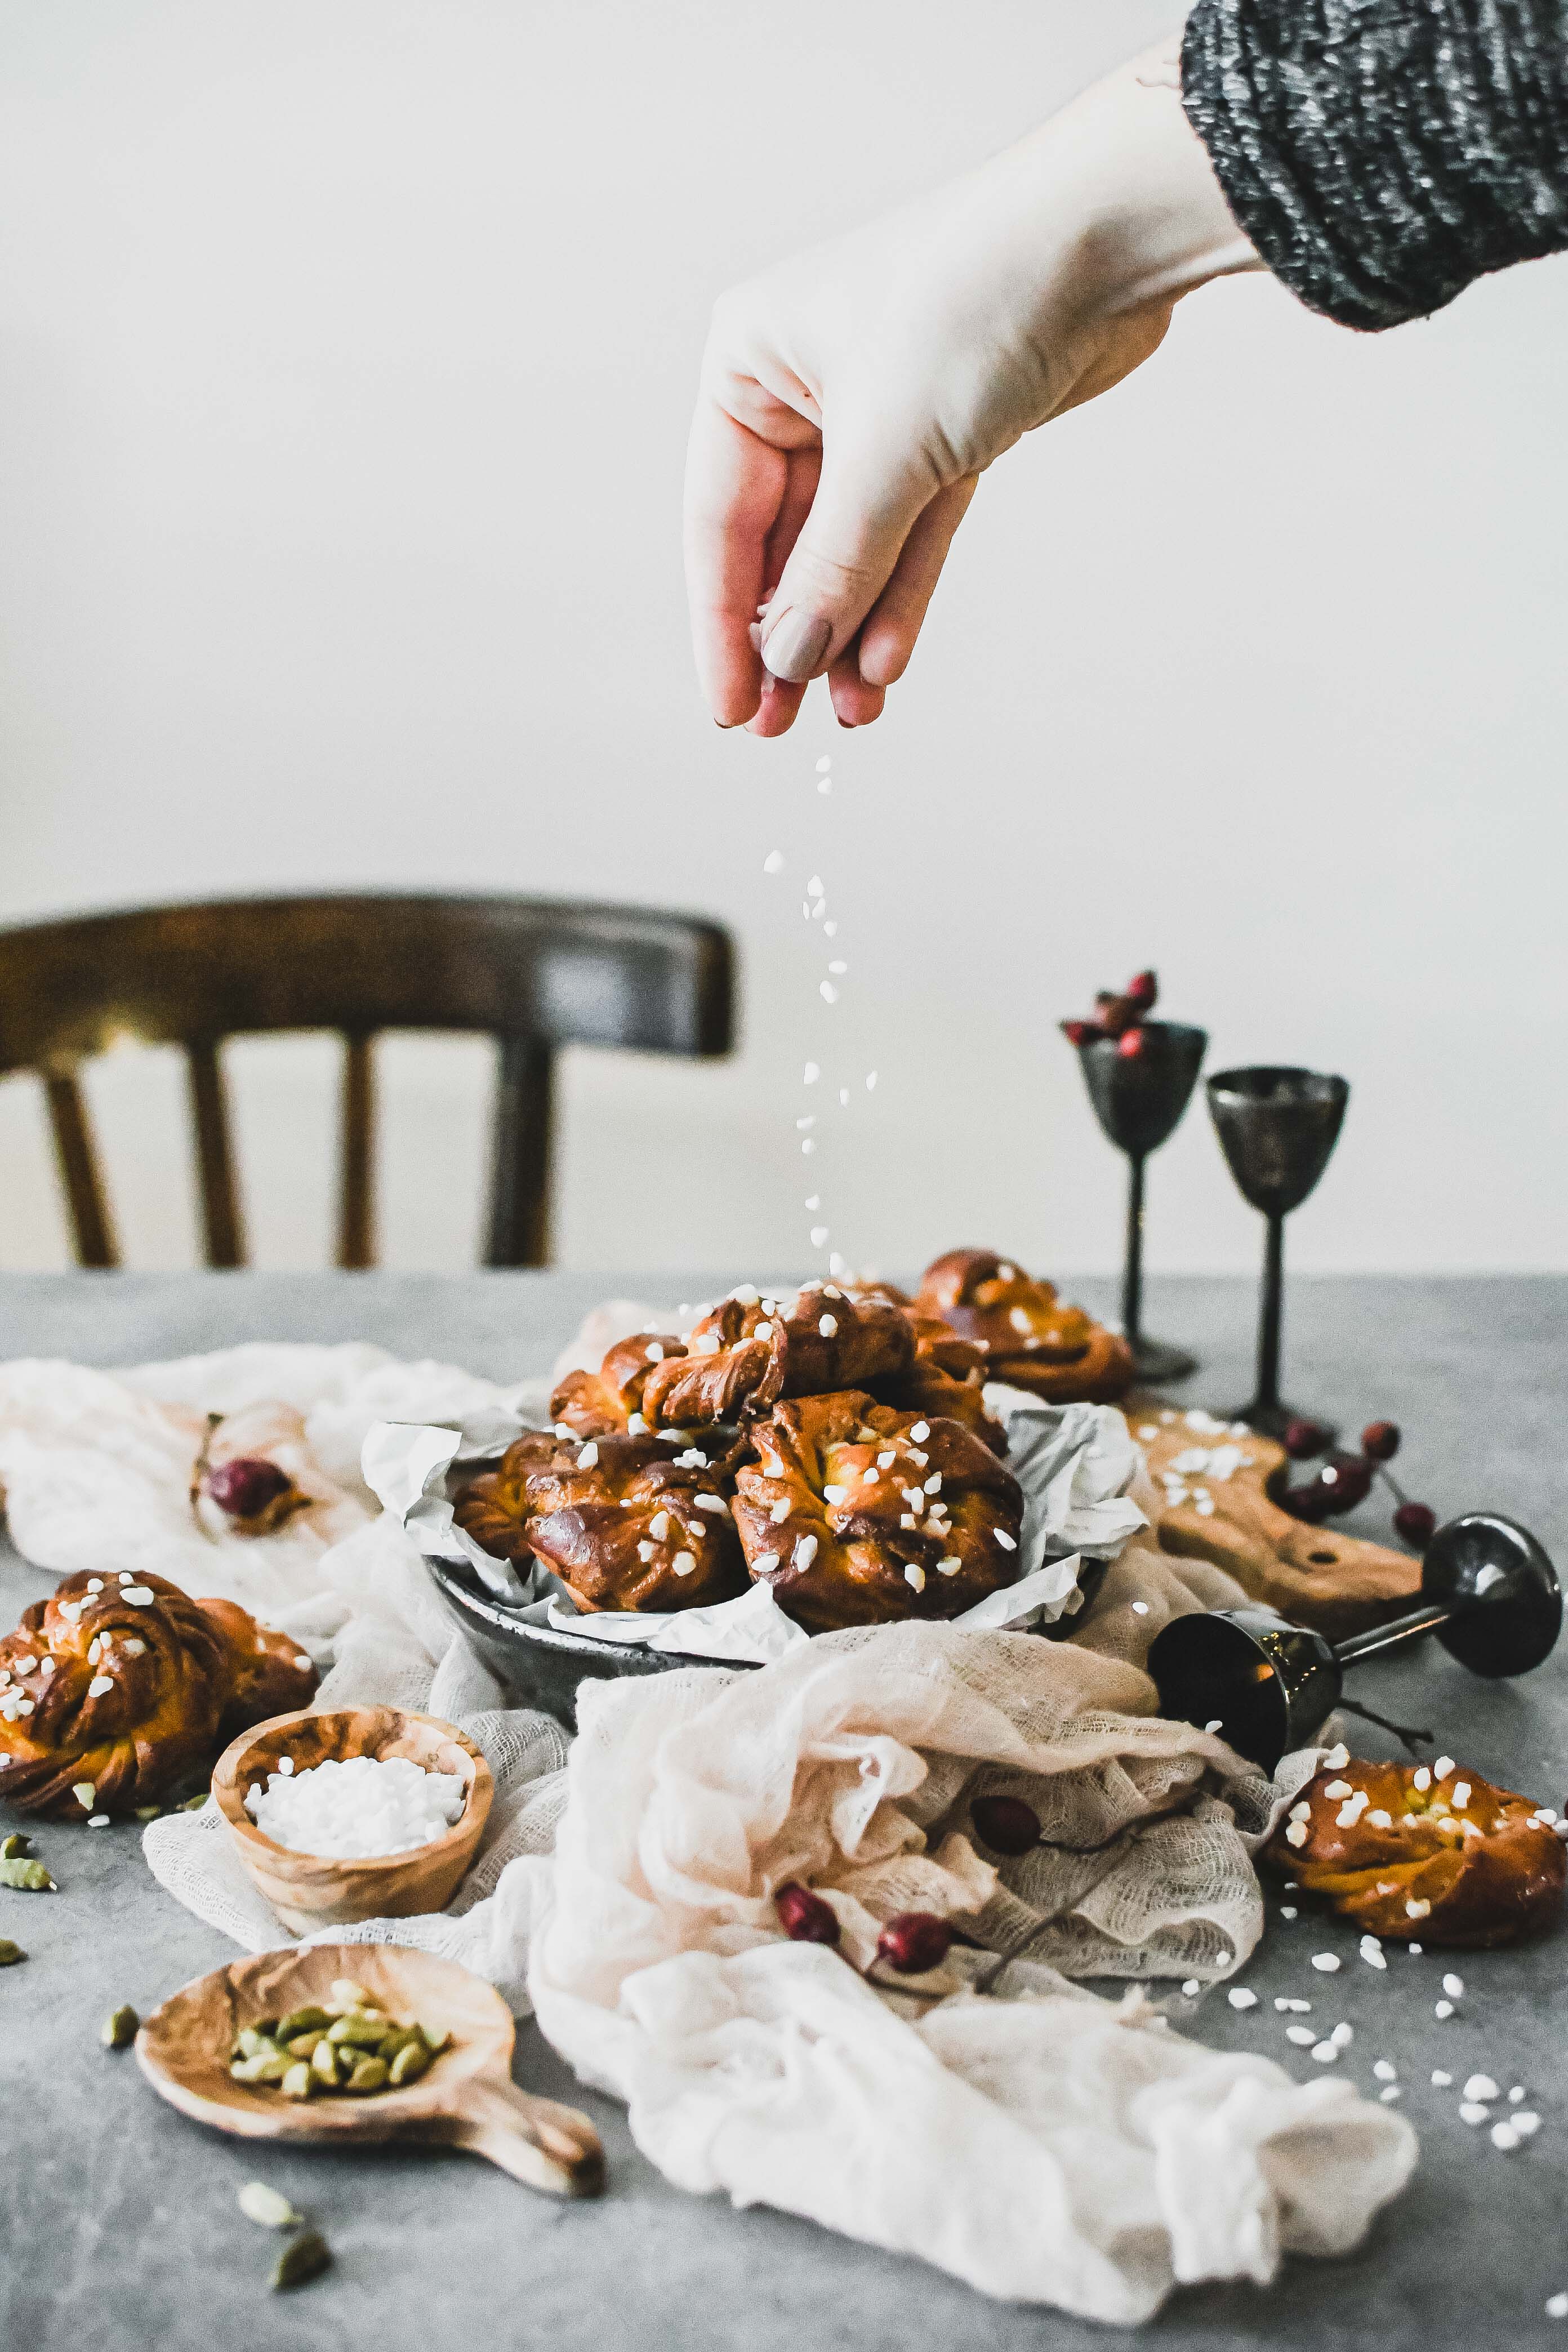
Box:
[244,1753,466,1859]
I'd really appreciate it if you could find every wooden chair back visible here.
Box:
[0,894,734,1268]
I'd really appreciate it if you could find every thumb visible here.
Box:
[758,425,934,684]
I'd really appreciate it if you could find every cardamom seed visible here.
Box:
[279,2063,314,2101]
[272,2228,332,2291]
[275,2005,331,2039]
[345,2055,388,2093]
[135,1806,162,1823]
[0,1857,55,1892]
[237,2182,300,2230]
[101,2005,139,2049]
[387,2040,430,2087]
[0,1833,34,1860]
[0,1939,25,1966]
[326,2013,389,2047]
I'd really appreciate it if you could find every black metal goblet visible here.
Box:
[1074,1022,1208,1384]
[1205,1065,1349,1440]
[1146,1512,1562,1772]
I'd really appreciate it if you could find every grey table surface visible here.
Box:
[1,1270,1565,2352]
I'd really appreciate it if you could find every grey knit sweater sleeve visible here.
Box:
[1181,0,1568,329]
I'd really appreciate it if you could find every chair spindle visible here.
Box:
[338,1032,376,1269]
[43,1070,118,1269]
[185,1038,245,1267]
[487,1037,554,1268]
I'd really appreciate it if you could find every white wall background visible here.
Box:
[1,0,1564,1280]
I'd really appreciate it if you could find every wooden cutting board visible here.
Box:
[1125,1394,1422,1641]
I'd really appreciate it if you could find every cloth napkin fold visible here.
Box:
[0,1339,1417,2320]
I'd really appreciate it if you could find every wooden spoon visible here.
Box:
[1128,1393,1421,1640]
[136,1940,604,2198]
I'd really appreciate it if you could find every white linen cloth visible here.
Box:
[0,1339,1416,2321]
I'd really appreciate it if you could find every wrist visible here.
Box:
[1038,41,1262,320]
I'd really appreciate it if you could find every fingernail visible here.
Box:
[747,621,763,652]
[760,609,831,683]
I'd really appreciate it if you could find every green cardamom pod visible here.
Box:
[101,2005,139,2049]
[0,1939,25,1966]
[0,1833,33,1860]
[272,2229,332,2291]
[0,1857,55,1892]
[179,1791,210,1812]
[279,2062,315,2101]
[275,2006,331,2039]
[387,2040,430,2087]
[345,2055,388,2093]
[326,2014,389,2047]
[238,2182,301,2230]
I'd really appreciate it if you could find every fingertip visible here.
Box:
[745,673,807,737]
[857,626,911,689]
[827,670,886,729]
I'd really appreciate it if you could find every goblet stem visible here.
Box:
[1334,1602,1453,1667]
[1121,1154,1145,1355]
[1255,1213,1285,1415]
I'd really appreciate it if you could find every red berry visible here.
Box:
[1126,970,1158,1010]
[1117,1027,1148,1060]
[206,1458,293,1520]
[1059,1019,1098,1048]
[1361,1420,1401,1463]
[774,1882,840,1945]
[970,1795,1041,1856]
[1283,1418,1331,1461]
[1280,1482,1333,1525]
[875,1912,954,1975]
[1394,1501,1437,1548]
[1307,1453,1376,1515]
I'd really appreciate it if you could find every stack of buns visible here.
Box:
[456,1250,1129,1632]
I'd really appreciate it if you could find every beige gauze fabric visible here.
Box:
[503,1623,1414,2319]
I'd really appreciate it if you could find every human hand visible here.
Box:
[684,39,1259,736]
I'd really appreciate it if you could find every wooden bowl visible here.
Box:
[211,1707,493,1935]
[136,1941,603,2197]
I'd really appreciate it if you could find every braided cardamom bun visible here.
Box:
[642,1282,915,1431]
[733,1391,1023,1632]
[0,1570,317,1820]
[1263,1757,1565,1948]
[914,1249,1133,1404]
[848,1297,1008,1454]
[452,1429,747,1613]
[550,1331,691,1438]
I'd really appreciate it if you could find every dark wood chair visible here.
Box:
[0,894,734,1269]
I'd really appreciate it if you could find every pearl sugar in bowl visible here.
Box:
[213,1707,493,1934]
[244,1752,466,1859]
